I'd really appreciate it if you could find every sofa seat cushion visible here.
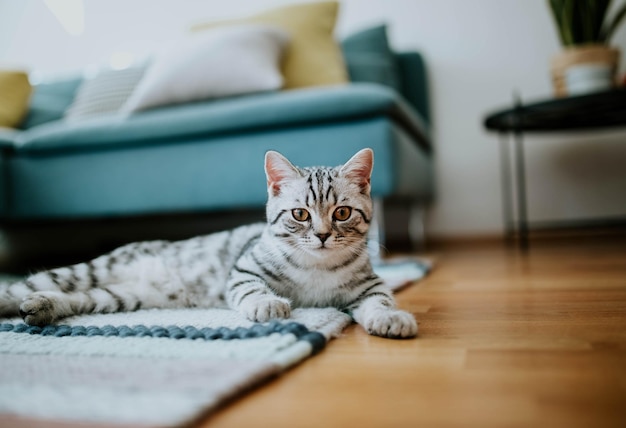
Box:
[8,117,432,219]
[15,83,430,154]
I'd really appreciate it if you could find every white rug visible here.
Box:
[0,258,430,426]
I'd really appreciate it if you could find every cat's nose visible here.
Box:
[315,233,331,243]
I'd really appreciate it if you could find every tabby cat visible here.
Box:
[0,149,417,338]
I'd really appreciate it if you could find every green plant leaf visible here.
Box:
[548,0,566,44]
[549,0,575,45]
[600,1,626,42]
[547,0,623,45]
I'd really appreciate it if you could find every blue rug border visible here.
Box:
[0,320,327,353]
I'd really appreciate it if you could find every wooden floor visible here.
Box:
[203,235,626,428]
[4,234,625,428]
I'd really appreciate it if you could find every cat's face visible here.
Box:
[264,149,373,263]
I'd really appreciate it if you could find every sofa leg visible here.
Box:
[368,198,386,262]
[408,203,427,251]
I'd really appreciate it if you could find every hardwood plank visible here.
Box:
[204,237,626,428]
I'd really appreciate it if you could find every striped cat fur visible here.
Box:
[0,149,417,338]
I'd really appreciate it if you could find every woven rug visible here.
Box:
[0,258,430,427]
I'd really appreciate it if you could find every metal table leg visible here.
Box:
[499,133,514,241]
[499,130,529,251]
[514,129,529,251]
[515,131,528,251]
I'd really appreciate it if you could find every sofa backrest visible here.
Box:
[20,76,82,129]
[22,51,430,130]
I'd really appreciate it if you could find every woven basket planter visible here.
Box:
[550,44,620,97]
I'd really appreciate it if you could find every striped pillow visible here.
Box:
[64,65,146,121]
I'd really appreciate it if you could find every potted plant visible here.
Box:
[548,0,626,96]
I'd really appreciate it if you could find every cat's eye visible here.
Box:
[292,208,310,222]
[333,206,352,221]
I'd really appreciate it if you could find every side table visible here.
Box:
[484,88,626,250]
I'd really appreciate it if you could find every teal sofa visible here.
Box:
[0,51,433,267]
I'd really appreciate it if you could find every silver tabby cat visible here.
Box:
[0,149,417,338]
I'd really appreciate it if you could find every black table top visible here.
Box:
[484,88,626,132]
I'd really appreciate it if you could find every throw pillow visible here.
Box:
[191,1,348,90]
[341,24,401,92]
[64,65,147,121]
[121,25,289,114]
[0,71,32,128]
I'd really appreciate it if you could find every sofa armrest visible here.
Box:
[396,52,430,126]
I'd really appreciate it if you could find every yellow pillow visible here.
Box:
[0,71,32,128]
[192,1,348,89]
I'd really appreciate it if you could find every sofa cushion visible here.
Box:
[191,1,347,90]
[21,76,82,129]
[0,71,32,128]
[16,83,430,154]
[341,25,401,92]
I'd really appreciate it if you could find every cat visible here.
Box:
[0,149,417,338]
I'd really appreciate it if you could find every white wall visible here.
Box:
[1,0,625,238]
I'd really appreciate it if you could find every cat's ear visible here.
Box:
[340,148,373,192]
[265,151,301,196]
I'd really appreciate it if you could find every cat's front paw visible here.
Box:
[362,309,418,339]
[241,296,291,323]
[19,292,62,326]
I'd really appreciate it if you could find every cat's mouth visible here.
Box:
[315,242,345,253]
[303,242,334,255]
[317,239,335,250]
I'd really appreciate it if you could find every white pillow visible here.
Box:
[121,25,289,113]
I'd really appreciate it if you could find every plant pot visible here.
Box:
[550,44,620,97]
